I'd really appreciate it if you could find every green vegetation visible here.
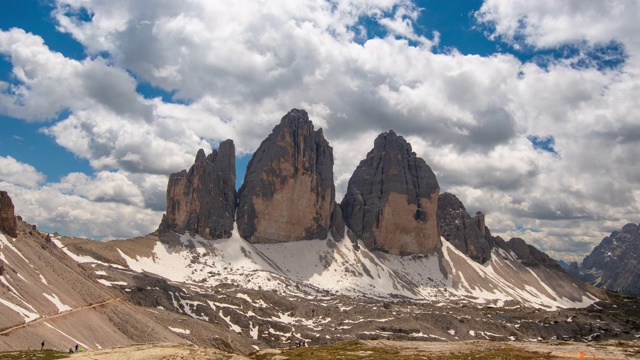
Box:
[250,340,556,360]
[0,349,69,360]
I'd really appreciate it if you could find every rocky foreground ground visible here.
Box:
[3,339,639,360]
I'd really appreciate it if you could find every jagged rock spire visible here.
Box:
[159,140,236,239]
[237,109,336,243]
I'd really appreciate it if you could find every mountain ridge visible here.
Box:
[568,222,640,296]
[3,109,633,355]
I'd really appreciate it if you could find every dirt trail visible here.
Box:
[0,297,122,336]
[68,343,249,360]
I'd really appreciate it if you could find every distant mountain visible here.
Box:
[556,259,572,270]
[568,223,640,296]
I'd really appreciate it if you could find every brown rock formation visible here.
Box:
[159,140,236,239]
[237,109,335,243]
[340,131,440,255]
[0,191,17,238]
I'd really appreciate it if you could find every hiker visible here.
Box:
[69,348,74,353]
[75,344,79,353]
[40,340,45,351]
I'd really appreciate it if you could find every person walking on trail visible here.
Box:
[40,340,45,351]
[75,344,79,353]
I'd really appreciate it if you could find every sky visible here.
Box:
[0,0,639,262]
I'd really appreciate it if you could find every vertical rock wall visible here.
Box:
[236,109,335,243]
[159,140,236,239]
[340,131,440,255]
[0,191,17,238]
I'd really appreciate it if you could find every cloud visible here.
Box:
[43,106,212,174]
[0,28,151,121]
[52,171,145,207]
[475,0,640,53]
[0,156,46,187]
[0,181,161,240]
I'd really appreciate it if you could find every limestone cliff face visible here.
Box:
[437,192,493,263]
[0,191,17,238]
[237,109,335,243]
[569,223,640,295]
[159,140,236,239]
[340,131,440,255]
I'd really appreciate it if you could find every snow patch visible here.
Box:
[249,321,259,340]
[38,273,48,285]
[44,322,90,349]
[96,279,127,287]
[0,297,39,322]
[219,310,242,333]
[168,327,191,334]
[42,293,73,313]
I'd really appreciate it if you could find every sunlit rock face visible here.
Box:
[340,131,440,255]
[159,140,236,239]
[237,109,335,244]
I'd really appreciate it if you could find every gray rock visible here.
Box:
[575,223,640,295]
[340,130,440,255]
[495,237,562,270]
[159,140,236,239]
[237,109,335,243]
[437,192,492,263]
[0,191,17,238]
[330,203,345,241]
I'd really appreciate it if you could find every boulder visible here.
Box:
[340,131,440,255]
[159,140,236,239]
[237,109,335,243]
[0,191,17,238]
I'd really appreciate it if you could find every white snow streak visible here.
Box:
[42,292,73,313]
[168,326,191,334]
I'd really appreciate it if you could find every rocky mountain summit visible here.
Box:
[340,131,440,255]
[159,140,236,239]
[437,192,492,263]
[157,108,583,274]
[568,223,640,295]
[0,190,17,238]
[437,192,564,271]
[237,109,336,243]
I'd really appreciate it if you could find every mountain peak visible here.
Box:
[571,222,640,295]
[159,140,236,239]
[341,130,440,255]
[237,110,336,243]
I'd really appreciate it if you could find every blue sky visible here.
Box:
[1,0,639,262]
